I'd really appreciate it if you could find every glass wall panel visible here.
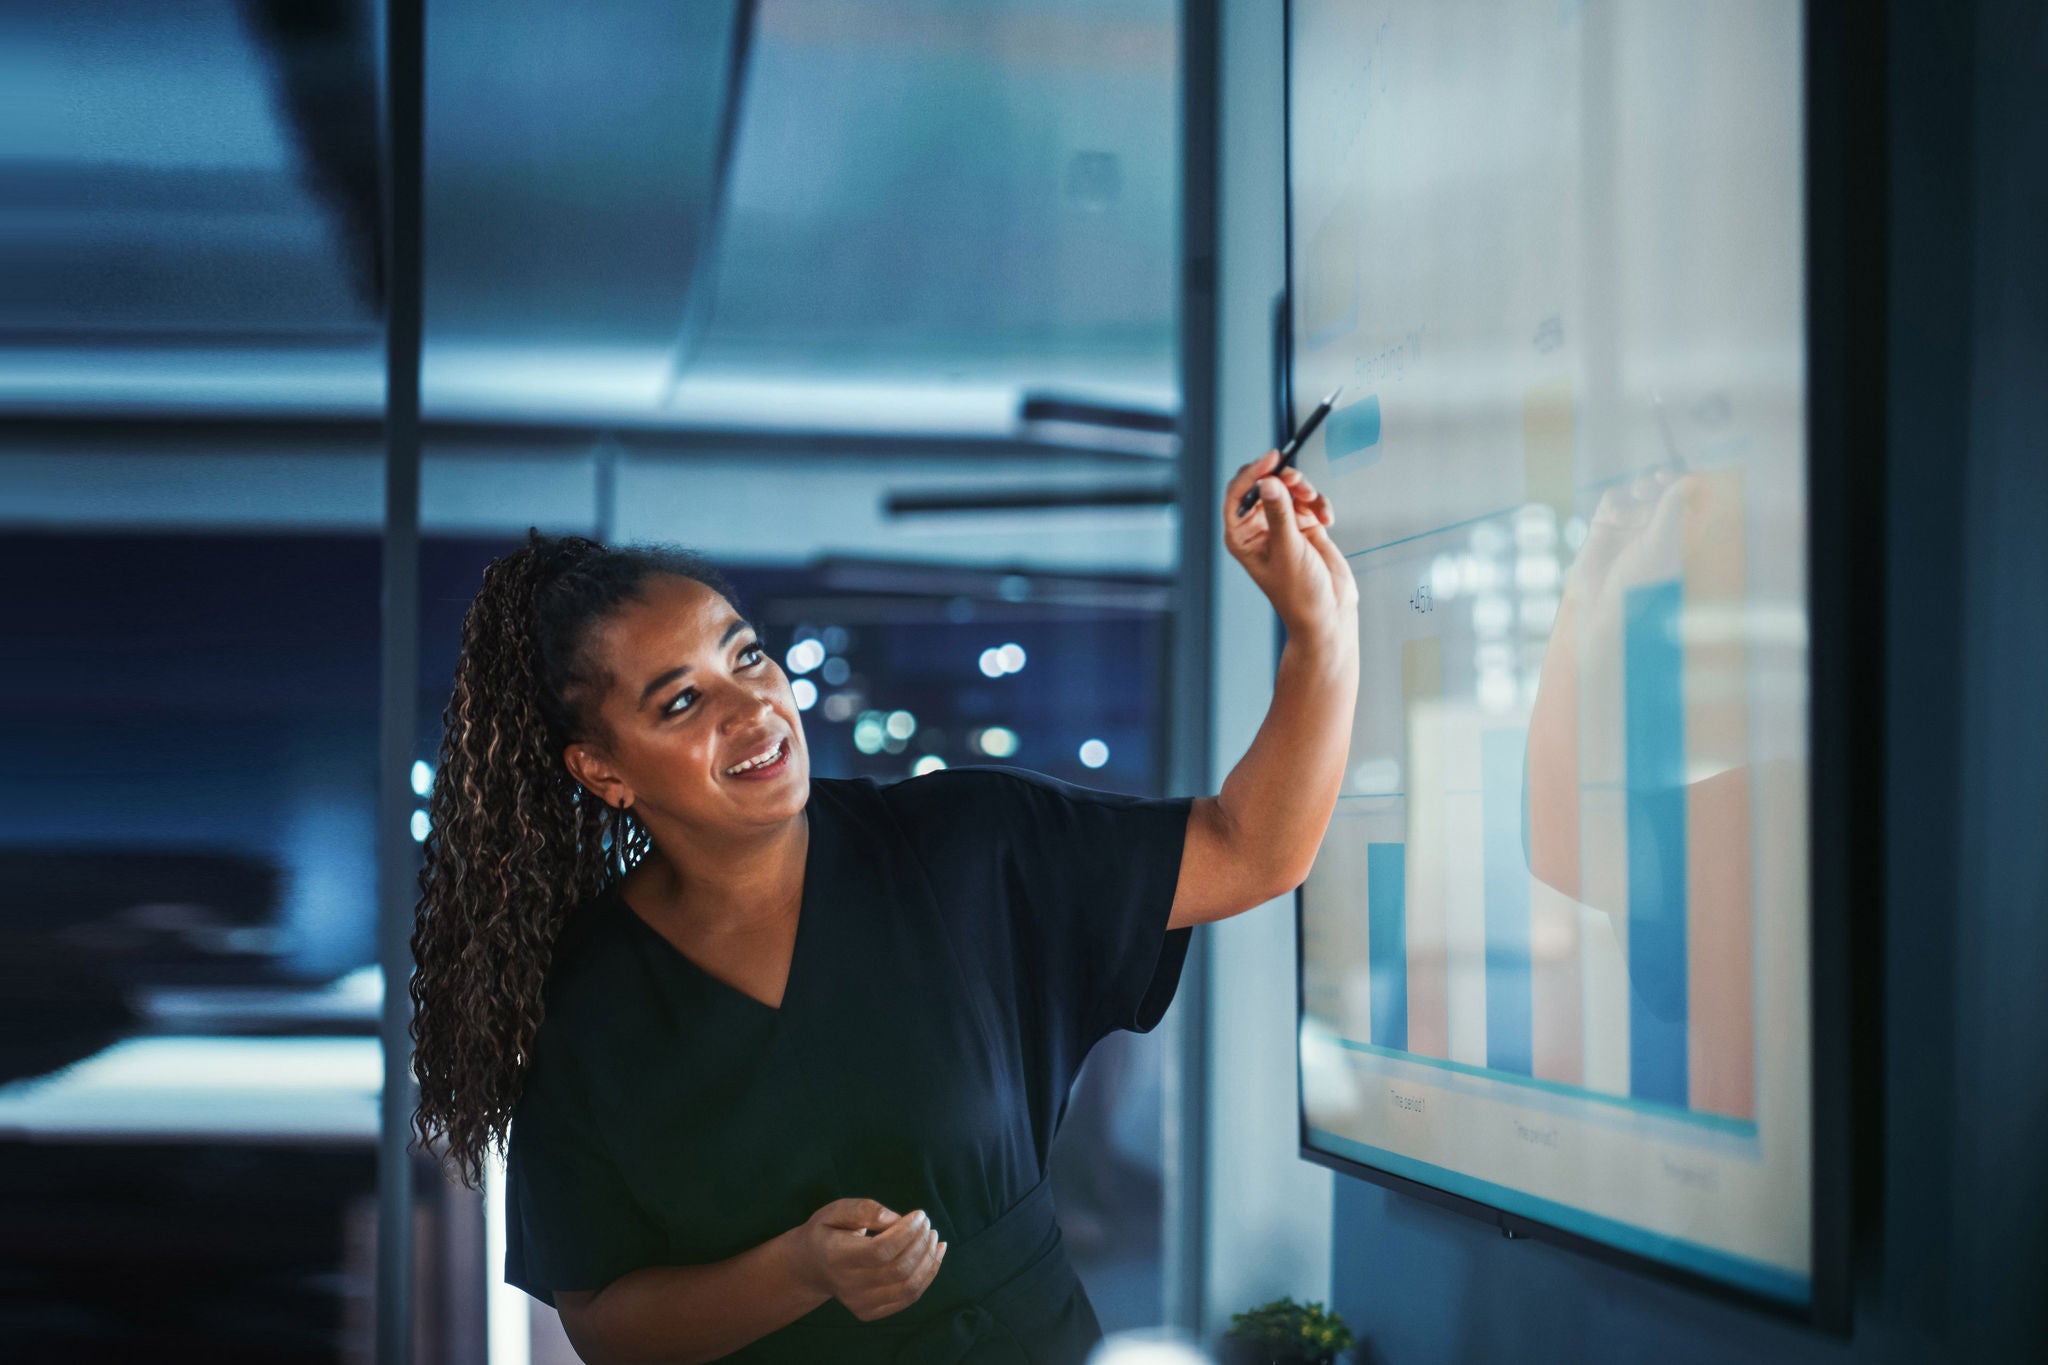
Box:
[0,3,441,1359]
[415,0,1184,1355]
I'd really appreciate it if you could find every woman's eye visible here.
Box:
[663,644,765,717]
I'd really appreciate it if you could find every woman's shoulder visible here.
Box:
[871,762,1045,820]
[810,767,1026,837]
[875,763,1156,833]
[864,765,1071,869]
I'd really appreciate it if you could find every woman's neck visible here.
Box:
[630,809,807,939]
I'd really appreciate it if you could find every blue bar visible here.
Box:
[1325,393,1383,463]
[1483,727,1533,1075]
[1367,843,1407,1051]
[1625,579,1689,1106]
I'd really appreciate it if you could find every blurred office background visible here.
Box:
[0,1,1194,1360]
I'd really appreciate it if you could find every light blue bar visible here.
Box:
[1324,393,1383,463]
[1308,1126,1810,1305]
[1367,843,1407,1051]
[1483,728,1533,1075]
[1625,579,1689,1107]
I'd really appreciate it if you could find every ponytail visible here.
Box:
[408,528,738,1188]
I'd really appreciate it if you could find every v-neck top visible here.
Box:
[615,842,808,1013]
[501,764,1195,1358]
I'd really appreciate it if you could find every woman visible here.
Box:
[409,450,1358,1364]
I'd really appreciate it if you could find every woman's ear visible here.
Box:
[563,742,628,810]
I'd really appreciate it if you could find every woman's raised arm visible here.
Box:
[1168,450,1360,931]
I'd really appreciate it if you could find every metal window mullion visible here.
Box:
[1166,0,1221,1339]
[376,0,426,1360]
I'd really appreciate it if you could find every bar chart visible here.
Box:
[1289,0,1813,1305]
[1308,482,1759,1133]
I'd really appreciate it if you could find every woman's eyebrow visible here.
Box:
[635,617,758,709]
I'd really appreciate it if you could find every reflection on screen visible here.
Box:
[1291,0,1812,1303]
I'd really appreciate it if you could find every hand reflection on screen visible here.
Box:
[1527,466,1741,921]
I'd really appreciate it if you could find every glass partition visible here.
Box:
[418,0,1185,1352]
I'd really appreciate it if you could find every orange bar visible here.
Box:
[1403,638,1450,1057]
[1685,469,1755,1119]
[1524,380,1579,902]
[1528,593,1583,899]
[1526,476,1584,1086]
[1527,587,1584,1084]
[1687,771,1754,1116]
[1530,879,1584,1085]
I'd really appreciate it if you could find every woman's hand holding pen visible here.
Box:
[791,1197,946,1322]
[1224,449,1359,646]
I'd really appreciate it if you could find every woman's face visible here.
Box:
[569,574,810,833]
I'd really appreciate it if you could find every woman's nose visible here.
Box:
[720,684,776,731]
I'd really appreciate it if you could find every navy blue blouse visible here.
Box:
[502,765,1195,1360]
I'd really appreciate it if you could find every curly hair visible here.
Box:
[408,527,743,1190]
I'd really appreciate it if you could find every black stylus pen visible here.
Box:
[1236,384,1345,518]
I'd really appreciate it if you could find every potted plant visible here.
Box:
[1219,1296,1357,1365]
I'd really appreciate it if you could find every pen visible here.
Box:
[1236,384,1345,518]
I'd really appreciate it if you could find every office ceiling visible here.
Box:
[0,0,1180,439]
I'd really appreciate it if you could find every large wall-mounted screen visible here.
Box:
[1288,0,1817,1310]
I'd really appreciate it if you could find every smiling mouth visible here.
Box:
[723,737,788,777]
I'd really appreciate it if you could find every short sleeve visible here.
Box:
[893,764,1196,1050]
[502,1073,666,1308]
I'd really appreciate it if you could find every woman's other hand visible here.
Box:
[792,1198,946,1322]
[1224,450,1358,645]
